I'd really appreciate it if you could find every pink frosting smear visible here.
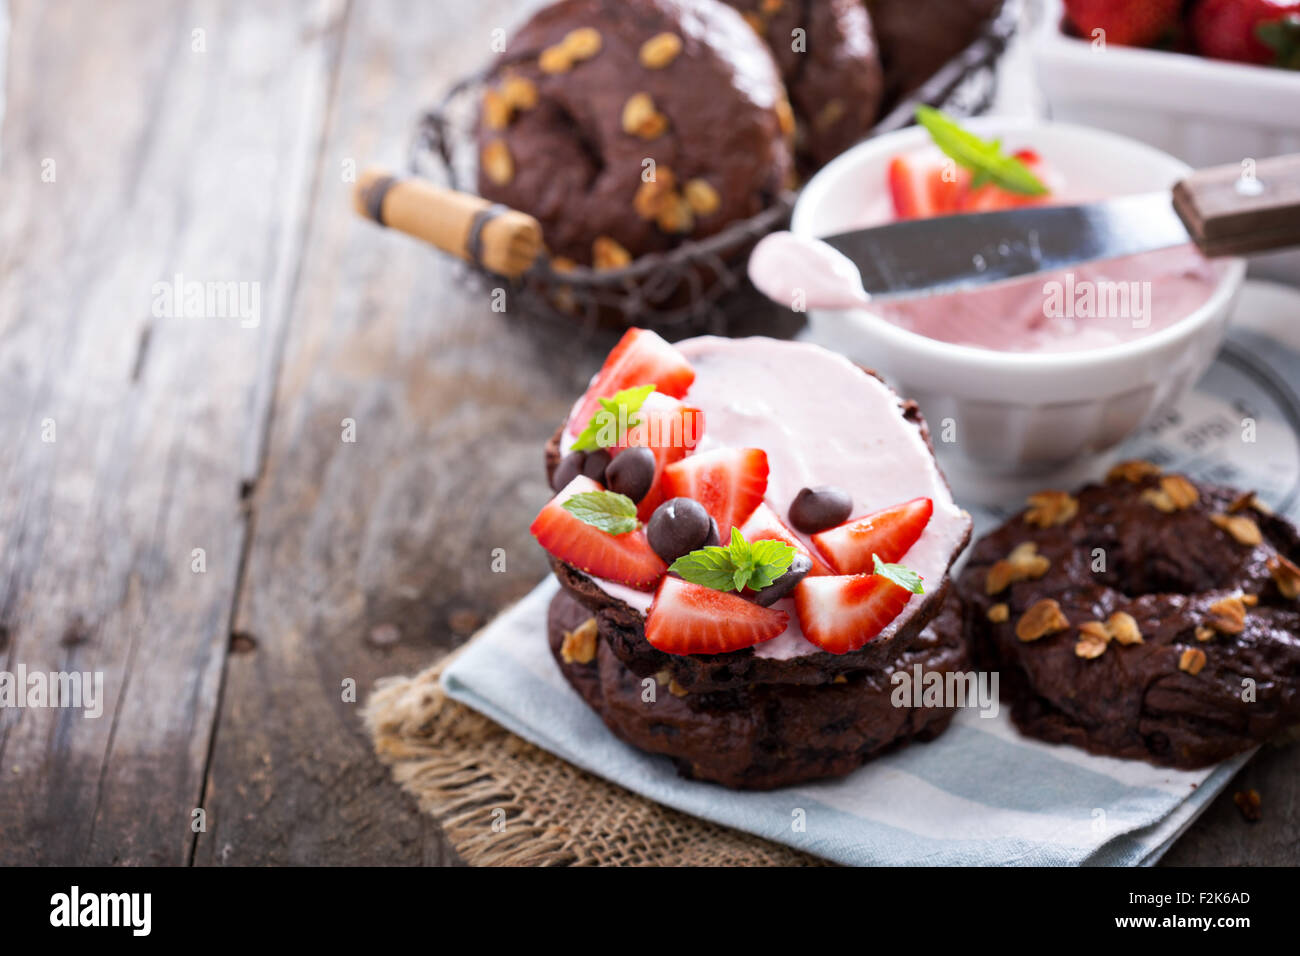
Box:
[562,335,971,660]
[752,143,1228,353]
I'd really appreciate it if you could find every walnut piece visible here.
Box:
[1234,789,1262,822]
[481,140,514,185]
[1075,631,1108,659]
[639,32,682,69]
[1179,647,1207,675]
[1195,625,1215,642]
[1207,595,1247,635]
[1107,611,1143,645]
[560,617,598,664]
[1142,474,1199,513]
[482,89,512,130]
[1016,598,1070,642]
[592,236,632,270]
[654,194,694,234]
[632,168,677,220]
[621,92,668,139]
[1268,554,1300,599]
[500,75,538,110]
[987,603,1009,623]
[1024,490,1078,528]
[1106,459,1161,483]
[985,541,1051,595]
[562,27,603,60]
[1210,513,1262,546]
[683,178,720,216]
[775,98,795,137]
[668,678,688,698]
[538,44,573,74]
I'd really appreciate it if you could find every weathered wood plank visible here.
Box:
[191,0,604,867]
[0,0,340,865]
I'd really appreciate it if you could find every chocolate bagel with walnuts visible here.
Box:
[476,0,794,267]
[719,0,884,170]
[543,375,970,692]
[956,462,1300,769]
[549,587,967,788]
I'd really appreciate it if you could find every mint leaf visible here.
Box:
[914,106,1049,197]
[562,490,639,535]
[670,529,795,593]
[669,546,741,591]
[873,553,924,594]
[748,538,796,589]
[571,384,656,452]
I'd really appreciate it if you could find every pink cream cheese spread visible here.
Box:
[750,147,1227,353]
[560,335,971,660]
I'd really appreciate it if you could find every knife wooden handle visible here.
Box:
[1173,154,1300,257]
[353,167,544,279]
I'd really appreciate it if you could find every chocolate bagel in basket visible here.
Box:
[354,0,1020,335]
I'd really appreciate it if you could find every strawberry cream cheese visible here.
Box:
[561,335,971,659]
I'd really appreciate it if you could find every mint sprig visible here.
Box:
[914,106,1048,197]
[669,528,795,593]
[571,384,656,452]
[562,490,639,535]
[873,553,924,594]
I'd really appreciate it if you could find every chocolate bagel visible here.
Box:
[549,587,967,788]
[956,463,1300,769]
[475,0,794,267]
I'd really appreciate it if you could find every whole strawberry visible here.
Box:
[1189,0,1300,67]
[1062,0,1182,47]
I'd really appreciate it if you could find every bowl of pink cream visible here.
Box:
[781,118,1247,474]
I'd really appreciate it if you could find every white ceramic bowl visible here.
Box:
[791,117,1247,475]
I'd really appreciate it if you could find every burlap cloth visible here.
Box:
[364,640,823,866]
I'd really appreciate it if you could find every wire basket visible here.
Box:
[410,0,1022,337]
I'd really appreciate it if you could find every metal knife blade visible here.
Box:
[820,193,1193,299]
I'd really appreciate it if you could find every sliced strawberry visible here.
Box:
[738,503,834,576]
[660,447,768,540]
[794,573,912,654]
[529,476,666,590]
[960,150,1054,213]
[645,576,788,655]
[568,328,695,436]
[888,155,966,220]
[617,396,705,521]
[812,497,933,575]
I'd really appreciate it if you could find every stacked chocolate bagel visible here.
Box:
[534,332,973,789]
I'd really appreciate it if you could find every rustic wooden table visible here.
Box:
[0,0,1293,866]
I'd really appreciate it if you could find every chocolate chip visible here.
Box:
[581,448,612,482]
[648,497,713,564]
[788,486,852,533]
[552,450,586,491]
[605,446,655,502]
[753,552,812,606]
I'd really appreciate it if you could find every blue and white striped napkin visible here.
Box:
[442,282,1299,866]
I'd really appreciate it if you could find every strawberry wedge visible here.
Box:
[794,573,912,654]
[888,155,967,220]
[739,503,834,576]
[568,328,695,436]
[617,396,705,522]
[961,149,1054,213]
[530,476,666,590]
[813,497,932,575]
[645,576,788,655]
[660,447,768,540]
